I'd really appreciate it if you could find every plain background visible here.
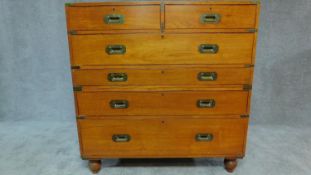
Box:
[0,0,311,124]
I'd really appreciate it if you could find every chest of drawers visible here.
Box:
[65,0,260,173]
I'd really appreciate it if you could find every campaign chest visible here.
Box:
[65,0,260,173]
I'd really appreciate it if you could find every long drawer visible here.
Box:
[79,117,248,158]
[72,66,252,86]
[70,33,254,65]
[165,5,257,29]
[66,5,160,30]
[76,90,249,116]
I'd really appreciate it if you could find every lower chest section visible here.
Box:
[78,117,248,158]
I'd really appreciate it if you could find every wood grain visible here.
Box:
[66,5,160,30]
[67,1,160,6]
[72,28,255,34]
[78,118,248,158]
[76,90,249,116]
[164,0,259,5]
[78,85,247,92]
[165,5,257,29]
[72,66,252,86]
[70,33,254,65]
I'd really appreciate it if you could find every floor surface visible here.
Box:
[0,121,310,175]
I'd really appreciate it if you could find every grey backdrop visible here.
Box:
[0,0,310,126]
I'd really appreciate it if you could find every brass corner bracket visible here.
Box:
[247,28,258,33]
[240,115,250,118]
[65,3,73,7]
[73,85,82,92]
[76,115,86,120]
[245,64,254,68]
[243,84,253,91]
[68,30,77,35]
[71,65,80,69]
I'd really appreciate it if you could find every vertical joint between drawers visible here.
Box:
[160,0,165,34]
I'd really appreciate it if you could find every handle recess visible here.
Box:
[199,44,219,54]
[108,73,128,82]
[112,134,131,142]
[196,133,214,142]
[200,14,221,24]
[197,99,216,108]
[198,72,217,81]
[106,45,126,55]
[104,14,124,24]
[110,100,129,109]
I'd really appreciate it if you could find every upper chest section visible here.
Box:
[65,0,259,32]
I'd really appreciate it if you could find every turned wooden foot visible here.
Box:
[224,158,238,173]
[88,160,102,174]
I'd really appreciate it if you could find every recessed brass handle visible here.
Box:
[106,45,126,55]
[104,14,124,24]
[200,14,221,24]
[112,134,131,142]
[196,133,214,142]
[199,44,219,54]
[108,73,128,82]
[110,100,129,109]
[197,99,216,108]
[198,72,217,81]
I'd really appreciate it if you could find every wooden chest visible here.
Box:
[65,0,260,173]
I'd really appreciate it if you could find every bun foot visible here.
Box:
[224,158,238,173]
[88,160,102,174]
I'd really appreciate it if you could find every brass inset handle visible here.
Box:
[196,133,214,142]
[199,44,219,54]
[106,45,126,55]
[200,14,221,24]
[112,134,131,142]
[104,14,124,24]
[110,100,129,109]
[108,73,128,82]
[198,72,217,81]
[197,99,216,108]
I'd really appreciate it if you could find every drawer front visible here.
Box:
[79,118,247,157]
[165,5,257,29]
[76,91,249,116]
[73,67,252,86]
[66,5,160,30]
[70,33,254,65]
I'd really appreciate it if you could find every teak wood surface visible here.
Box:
[72,66,253,86]
[67,5,160,30]
[76,90,249,116]
[70,33,255,65]
[78,118,248,158]
[165,5,257,29]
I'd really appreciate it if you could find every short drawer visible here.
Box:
[72,66,252,86]
[66,5,160,30]
[78,117,247,158]
[76,90,249,116]
[70,33,254,65]
[165,5,257,29]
